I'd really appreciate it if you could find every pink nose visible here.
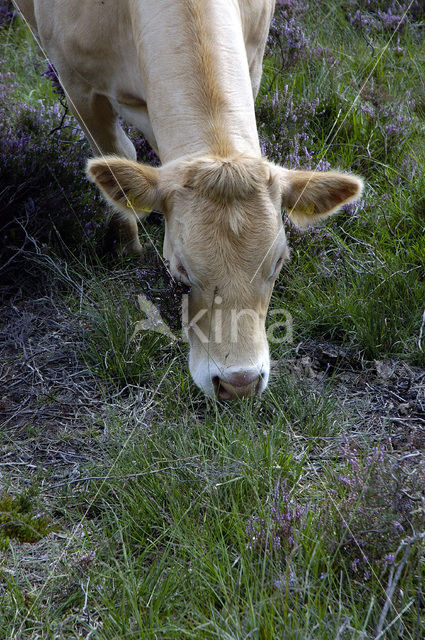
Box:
[212,370,263,400]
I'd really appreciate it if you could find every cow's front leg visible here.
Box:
[104,209,146,256]
[58,71,143,254]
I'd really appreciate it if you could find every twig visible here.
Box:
[386,417,425,425]
[340,229,385,264]
[13,221,97,306]
[0,462,38,468]
[361,30,376,56]
[0,240,28,273]
[44,458,201,490]
[48,101,69,136]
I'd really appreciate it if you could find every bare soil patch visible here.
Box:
[275,339,425,451]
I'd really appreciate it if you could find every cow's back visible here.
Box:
[16,0,275,161]
[16,0,274,100]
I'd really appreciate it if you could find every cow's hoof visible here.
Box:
[122,241,144,257]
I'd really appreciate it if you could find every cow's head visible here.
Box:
[87,155,362,399]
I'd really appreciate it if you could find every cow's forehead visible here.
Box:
[175,192,282,283]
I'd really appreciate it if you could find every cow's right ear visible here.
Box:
[279,168,363,228]
[86,156,165,214]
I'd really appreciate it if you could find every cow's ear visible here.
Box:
[280,169,363,228]
[86,156,165,214]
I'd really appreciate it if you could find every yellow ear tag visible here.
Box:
[304,202,315,216]
[126,197,152,213]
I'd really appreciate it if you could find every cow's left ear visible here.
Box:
[86,156,166,214]
[280,169,363,228]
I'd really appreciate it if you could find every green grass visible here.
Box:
[3,403,422,638]
[1,2,425,638]
[76,268,176,386]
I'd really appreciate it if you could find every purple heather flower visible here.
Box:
[392,520,404,532]
[246,480,307,555]
[0,2,15,26]
[351,558,360,572]
[42,62,65,97]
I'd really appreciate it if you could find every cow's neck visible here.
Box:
[131,0,260,163]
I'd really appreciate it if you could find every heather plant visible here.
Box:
[345,0,425,33]
[258,70,417,181]
[324,442,425,582]
[267,1,310,69]
[0,0,15,27]
[0,65,103,274]
[42,62,65,97]
[246,479,306,557]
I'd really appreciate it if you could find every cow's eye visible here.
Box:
[271,257,283,277]
[177,264,189,281]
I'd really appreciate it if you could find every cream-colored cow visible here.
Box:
[16,0,363,399]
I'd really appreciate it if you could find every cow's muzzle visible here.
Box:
[212,370,265,400]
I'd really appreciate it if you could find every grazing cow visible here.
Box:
[16,0,363,399]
